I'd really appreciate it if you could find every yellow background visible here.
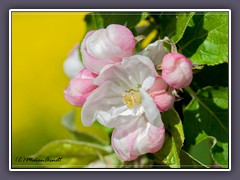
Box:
[12,12,90,161]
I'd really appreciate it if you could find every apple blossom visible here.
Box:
[81,24,136,74]
[162,52,193,89]
[63,43,84,79]
[64,69,97,106]
[81,55,165,161]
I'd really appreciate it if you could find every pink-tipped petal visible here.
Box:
[153,92,175,112]
[81,24,136,74]
[148,76,175,112]
[81,30,114,74]
[106,24,136,55]
[112,115,165,161]
[148,76,168,95]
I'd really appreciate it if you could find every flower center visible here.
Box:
[122,90,142,108]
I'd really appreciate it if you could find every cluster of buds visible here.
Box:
[63,24,192,161]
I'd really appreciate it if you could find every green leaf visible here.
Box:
[184,86,229,168]
[62,110,76,131]
[99,12,142,29]
[171,12,195,43]
[87,153,122,168]
[29,140,112,168]
[178,12,229,65]
[33,140,112,158]
[31,140,112,168]
[141,12,149,20]
[123,155,154,168]
[179,149,208,168]
[84,12,104,31]
[151,12,177,39]
[150,12,194,42]
[154,109,184,168]
[212,140,228,167]
[191,63,228,92]
[187,138,213,167]
[62,110,108,145]
[59,157,98,168]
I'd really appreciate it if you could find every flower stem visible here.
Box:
[184,86,196,99]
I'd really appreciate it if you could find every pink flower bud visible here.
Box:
[81,24,136,74]
[152,92,175,112]
[111,121,165,161]
[148,76,175,112]
[162,52,193,89]
[64,69,98,106]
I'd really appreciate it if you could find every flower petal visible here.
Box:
[141,76,155,91]
[86,29,123,61]
[63,43,84,79]
[122,55,158,85]
[153,92,175,112]
[81,25,136,74]
[139,88,163,128]
[81,81,142,127]
[81,30,114,74]
[139,37,169,66]
[94,55,158,90]
[137,121,165,154]
[106,24,136,56]
[112,115,165,161]
[93,63,135,90]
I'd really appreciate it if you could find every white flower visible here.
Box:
[63,43,84,79]
[81,55,165,161]
[139,37,169,66]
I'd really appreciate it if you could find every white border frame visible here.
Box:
[9,9,231,172]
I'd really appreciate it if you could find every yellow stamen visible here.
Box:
[122,90,142,108]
